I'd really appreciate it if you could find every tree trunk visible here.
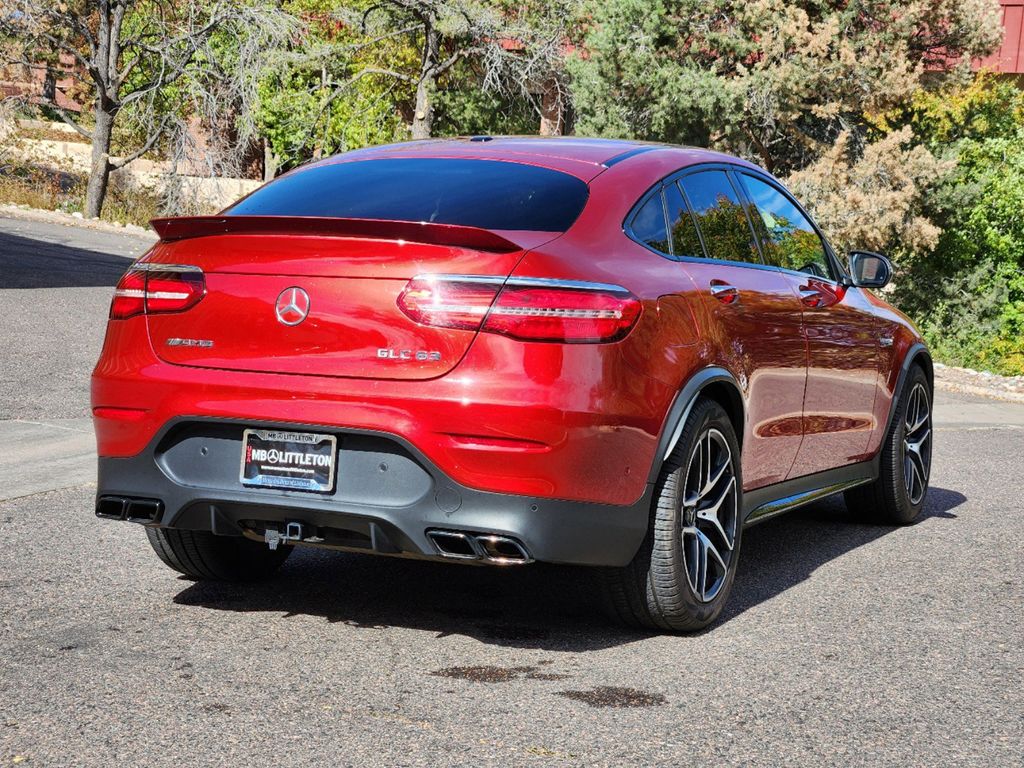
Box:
[263,137,277,181]
[411,22,439,140]
[84,104,114,219]
[411,75,433,140]
[539,83,564,136]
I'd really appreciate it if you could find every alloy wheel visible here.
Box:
[903,382,932,506]
[681,428,739,602]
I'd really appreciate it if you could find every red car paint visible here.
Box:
[92,138,924,507]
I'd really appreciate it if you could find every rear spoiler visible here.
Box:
[149,215,523,253]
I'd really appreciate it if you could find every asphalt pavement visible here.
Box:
[1,214,1022,767]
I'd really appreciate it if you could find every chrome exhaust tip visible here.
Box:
[426,529,533,565]
[427,530,481,560]
[96,496,163,523]
[95,495,128,520]
[125,498,163,524]
[474,535,533,565]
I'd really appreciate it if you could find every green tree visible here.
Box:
[896,78,1024,375]
[256,0,577,170]
[570,0,1001,174]
[568,0,1002,258]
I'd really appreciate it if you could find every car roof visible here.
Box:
[304,137,754,182]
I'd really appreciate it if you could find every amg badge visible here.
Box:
[165,337,214,348]
[377,348,442,361]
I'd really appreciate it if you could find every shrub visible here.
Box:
[895,80,1024,375]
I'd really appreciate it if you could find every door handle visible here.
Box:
[710,282,739,305]
[799,287,824,307]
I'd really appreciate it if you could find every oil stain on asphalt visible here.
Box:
[556,686,667,708]
[432,666,667,707]
[431,662,570,684]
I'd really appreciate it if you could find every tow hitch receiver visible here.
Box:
[264,521,310,550]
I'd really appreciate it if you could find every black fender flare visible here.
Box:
[882,342,933,439]
[646,366,745,485]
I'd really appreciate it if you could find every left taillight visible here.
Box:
[110,265,205,320]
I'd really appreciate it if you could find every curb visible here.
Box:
[934,365,1024,404]
[0,203,156,242]
[934,377,1024,404]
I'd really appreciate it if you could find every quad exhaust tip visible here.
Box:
[427,529,533,565]
[95,495,163,524]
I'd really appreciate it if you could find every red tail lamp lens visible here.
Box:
[485,285,641,342]
[110,266,205,319]
[144,270,205,313]
[397,276,641,343]
[109,269,146,319]
[397,277,500,330]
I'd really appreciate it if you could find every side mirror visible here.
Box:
[848,251,893,289]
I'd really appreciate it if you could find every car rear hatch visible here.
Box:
[139,216,549,381]
[128,156,592,381]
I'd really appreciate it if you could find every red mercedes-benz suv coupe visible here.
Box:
[92,138,933,631]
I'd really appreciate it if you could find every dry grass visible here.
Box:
[20,125,92,145]
[0,166,77,212]
[0,163,161,227]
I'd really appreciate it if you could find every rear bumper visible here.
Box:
[92,316,677,506]
[95,417,653,567]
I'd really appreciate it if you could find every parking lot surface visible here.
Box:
[1,216,1021,766]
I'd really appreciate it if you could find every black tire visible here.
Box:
[603,398,743,632]
[845,365,933,525]
[145,527,291,581]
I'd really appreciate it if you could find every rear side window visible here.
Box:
[664,183,704,259]
[227,158,589,232]
[740,174,834,280]
[678,171,760,264]
[631,194,671,253]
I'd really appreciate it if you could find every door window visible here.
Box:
[740,174,834,280]
[678,171,760,264]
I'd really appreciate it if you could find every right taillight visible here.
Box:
[397,275,642,343]
[110,264,205,320]
[109,269,146,319]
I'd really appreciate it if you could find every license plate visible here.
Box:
[240,429,337,493]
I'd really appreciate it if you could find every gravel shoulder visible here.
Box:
[933,363,1024,403]
[0,204,156,242]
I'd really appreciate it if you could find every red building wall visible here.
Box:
[976,0,1024,73]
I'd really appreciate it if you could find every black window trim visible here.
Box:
[623,162,848,281]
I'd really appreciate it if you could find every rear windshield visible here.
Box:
[227,158,589,232]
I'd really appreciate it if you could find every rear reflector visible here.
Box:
[110,264,205,319]
[397,275,641,343]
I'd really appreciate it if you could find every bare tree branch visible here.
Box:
[109,114,173,169]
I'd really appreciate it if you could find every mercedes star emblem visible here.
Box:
[275,287,310,326]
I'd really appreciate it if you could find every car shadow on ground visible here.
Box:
[0,230,135,289]
[173,486,966,651]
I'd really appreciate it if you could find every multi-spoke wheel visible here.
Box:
[902,382,932,506]
[603,398,743,631]
[845,365,933,524]
[680,428,738,603]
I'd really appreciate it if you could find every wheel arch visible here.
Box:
[883,342,933,439]
[647,367,745,484]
